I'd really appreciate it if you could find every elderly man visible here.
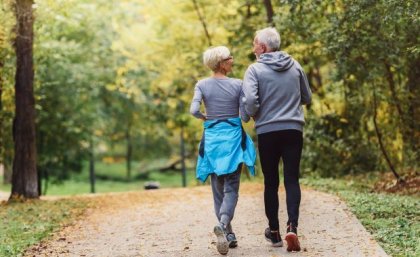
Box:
[243,27,312,252]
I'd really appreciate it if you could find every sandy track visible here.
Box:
[25,183,388,257]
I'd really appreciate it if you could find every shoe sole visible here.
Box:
[228,240,238,248]
[214,225,229,255]
[264,236,283,247]
[285,232,301,252]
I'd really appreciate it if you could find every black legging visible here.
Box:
[258,129,303,230]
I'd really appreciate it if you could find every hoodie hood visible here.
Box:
[257,51,294,71]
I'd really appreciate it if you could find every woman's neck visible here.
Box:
[213,71,228,78]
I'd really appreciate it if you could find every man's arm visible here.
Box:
[242,66,260,117]
[297,64,312,105]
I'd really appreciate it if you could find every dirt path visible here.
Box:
[25,183,388,257]
[0,191,8,201]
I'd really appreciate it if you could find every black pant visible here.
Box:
[258,129,303,230]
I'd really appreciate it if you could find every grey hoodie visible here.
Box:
[242,51,312,134]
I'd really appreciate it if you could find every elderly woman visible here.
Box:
[190,46,256,255]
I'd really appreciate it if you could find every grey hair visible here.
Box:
[255,27,281,51]
[203,46,230,71]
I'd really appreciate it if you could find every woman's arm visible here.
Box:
[242,66,260,117]
[239,89,250,122]
[189,84,206,120]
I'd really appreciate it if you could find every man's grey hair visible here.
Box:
[203,46,230,72]
[255,27,281,51]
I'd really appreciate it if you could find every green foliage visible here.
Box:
[275,0,419,175]
[0,199,88,257]
[302,177,420,256]
[34,0,118,181]
[303,113,380,176]
[0,0,15,177]
[1,0,418,186]
[324,0,420,170]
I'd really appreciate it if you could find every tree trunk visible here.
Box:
[406,56,420,156]
[313,66,323,91]
[180,126,186,187]
[0,61,3,112]
[191,0,212,46]
[385,61,419,165]
[89,138,95,194]
[384,62,404,122]
[372,85,404,183]
[0,56,4,183]
[245,1,251,18]
[263,0,275,26]
[126,128,132,181]
[307,68,322,94]
[10,0,38,199]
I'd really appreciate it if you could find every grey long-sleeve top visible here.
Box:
[189,77,249,122]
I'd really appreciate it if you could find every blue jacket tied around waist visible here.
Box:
[196,117,256,182]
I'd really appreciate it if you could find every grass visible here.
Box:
[301,176,420,257]
[0,160,199,196]
[0,182,10,192]
[0,198,89,257]
[36,169,198,196]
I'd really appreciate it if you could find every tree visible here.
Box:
[263,0,274,26]
[110,0,243,166]
[10,0,38,199]
[34,0,118,187]
[325,0,419,177]
[2,0,416,190]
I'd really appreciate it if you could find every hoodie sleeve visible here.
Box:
[297,62,312,105]
[189,83,206,120]
[242,65,260,117]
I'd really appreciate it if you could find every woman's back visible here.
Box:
[191,77,247,121]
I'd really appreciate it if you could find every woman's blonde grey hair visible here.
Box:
[255,27,281,51]
[203,46,231,72]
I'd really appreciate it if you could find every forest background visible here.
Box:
[0,1,419,256]
[0,0,418,193]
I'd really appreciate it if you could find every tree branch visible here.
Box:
[372,84,404,184]
[263,0,275,26]
[191,0,212,46]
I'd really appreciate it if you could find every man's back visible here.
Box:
[243,51,311,134]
